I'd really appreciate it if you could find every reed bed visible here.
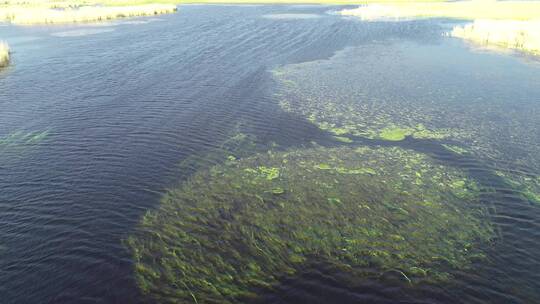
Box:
[172,0,444,3]
[340,1,540,21]
[0,4,176,24]
[0,41,9,67]
[0,0,446,9]
[451,19,540,55]
[341,1,540,55]
[0,0,447,26]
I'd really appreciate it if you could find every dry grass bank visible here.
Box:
[341,1,540,55]
[0,0,447,25]
[340,1,540,21]
[0,42,9,67]
[451,20,540,55]
[0,4,176,24]
[174,0,444,3]
[0,0,446,10]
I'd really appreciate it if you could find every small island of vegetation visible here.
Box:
[0,41,9,67]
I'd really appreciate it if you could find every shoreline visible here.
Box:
[340,1,540,56]
[0,0,447,25]
[0,4,177,25]
[0,41,9,67]
[451,19,540,56]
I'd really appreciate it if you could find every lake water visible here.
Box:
[1,5,540,304]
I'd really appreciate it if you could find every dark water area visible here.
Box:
[1,5,540,304]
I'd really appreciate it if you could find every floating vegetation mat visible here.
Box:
[128,146,493,303]
[272,51,467,144]
[272,45,540,204]
[495,170,540,205]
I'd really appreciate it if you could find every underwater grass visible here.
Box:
[273,40,540,218]
[128,146,493,303]
[273,62,462,145]
[495,170,540,205]
[0,130,50,146]
[451,19,540,56]
[0,41,9,68]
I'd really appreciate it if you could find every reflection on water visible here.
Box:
[1,4,540,304]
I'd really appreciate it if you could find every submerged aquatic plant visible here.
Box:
[177,131,261,177]
[0,129,49,147]
[273,44,540,204]
[128,146,493,303]
[443,144,469,155]
[378,126,411,141]
[495,170,540,205]
[272,64,464,145]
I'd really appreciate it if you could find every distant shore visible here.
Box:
[341,1,540,56]
[0,0,448,25]
[340,1,540,21]
[3,1,540,57]
[452,20,540,56]
[1,3,177,25]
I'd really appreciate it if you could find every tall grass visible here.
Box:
[341,1,540,55]
[0,0,446,9]
[0,41,9,67]
[451,20,540,55]
[171,0,444,3]
[0,0,448,25]
[1,4,177,24]
[341,1,540,21]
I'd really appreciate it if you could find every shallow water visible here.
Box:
[1,5,540,304]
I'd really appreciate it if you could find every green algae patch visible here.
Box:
[376,125,449,142]
[333,135,353,143]
[273,45,540,199]
[273,59,465,145]
[128,146,493,303]
[379,126,412,141]
[495,171,540,205]
[443,144,469,155]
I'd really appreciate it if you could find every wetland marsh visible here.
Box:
[1,4,540,304]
